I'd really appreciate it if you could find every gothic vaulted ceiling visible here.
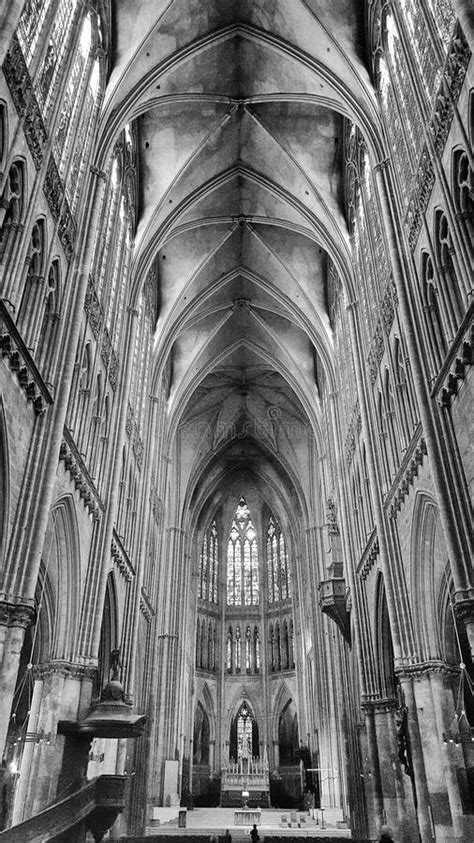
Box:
[99,0,378,516]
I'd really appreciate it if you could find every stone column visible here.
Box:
[373,161,474,656]
[146,524,186,809]
[0,601,35,757]
[11,661,95,825]
[396,674,434,842]
[429,667,470,839]
[361,702,384,836]
[273,741,279,769]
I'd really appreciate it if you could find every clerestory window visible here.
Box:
[199,519,219,603]
[227,496,259,606]
[267,515,291,603]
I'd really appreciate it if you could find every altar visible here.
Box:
[234,808,261,826]
[221,755,270,808]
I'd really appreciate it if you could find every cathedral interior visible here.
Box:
[0,1,473,841]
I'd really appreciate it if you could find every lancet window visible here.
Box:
[0,162,25,262]
[129,279,154,439]
[199,520,218,603]
[267,515,291,603]
[36,0,79,119]
[226,496,259,606]
[18,218,47,349]
[16,0,53,66]
[52,11,101,213]
[399,0,442,105]
[328,261,357,434]
[237,702,254,759]
[377,10,425,205]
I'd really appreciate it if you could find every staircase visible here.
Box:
[144,806,351,838]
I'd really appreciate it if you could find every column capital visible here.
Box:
[395,660,460,681]
[32,660,98,681]
[360,696,398,714]
[0,597,36,628]
[452,592,474,624]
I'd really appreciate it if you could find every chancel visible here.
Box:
[0,1,473,842]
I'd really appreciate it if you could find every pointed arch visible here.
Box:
[272,681,294,742]
[375,574,396,699]
[410,491,452,661]
[278,699,299,766]
[200,681,216,741]
[230,700,260,761]
[193,702,210,765]
[42,495,82,662]
[97,571,119,694]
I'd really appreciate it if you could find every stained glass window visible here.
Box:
[54,14,93,177]
[199,520,218,603]
[399,0,442,104]
[67,59,100,214]
[237,702,253,759]
[267,515,290,603]
[17,0,52,66]
[226,496,259,605]
[36,0,79,118]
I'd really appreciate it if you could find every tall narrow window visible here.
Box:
[245,626,251,673]
[235,626,241,673]
[199,520,218,603]
[35,0,79,118]
[267,515,291,603]
[226,496,259,606]
[227,627,232,672]
[16,0,53,66]
[254,627,260,672]
[53,14,93,177]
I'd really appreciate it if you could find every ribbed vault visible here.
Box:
[100,0,376,522]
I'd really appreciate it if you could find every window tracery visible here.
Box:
[236,702,254,760]
[37,257,61,373]
[199,520,218,603]
[16,0,52,66]
[0,162,25,262]
[399,0,442,105]
[226,496,259,606]
[266,515,291,603]
[18,218,46,348]
[434,210,465,327]
[452,149,473,243]
[421,252,447,373]
[35,0,79,119]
